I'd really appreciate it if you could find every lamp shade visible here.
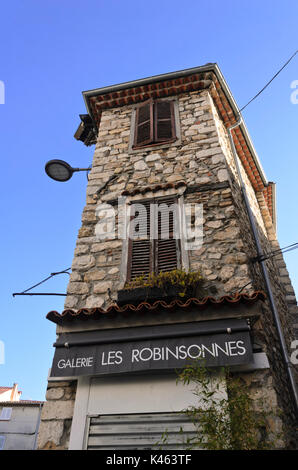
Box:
[45,160,74,182]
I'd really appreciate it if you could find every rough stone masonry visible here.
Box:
[38,74,298,449]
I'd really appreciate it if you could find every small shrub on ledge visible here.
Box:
[117,269,208,305]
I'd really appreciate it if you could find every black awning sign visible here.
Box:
[50,331,253,378]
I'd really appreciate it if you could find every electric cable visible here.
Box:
[254,242,298,263]
[239,49,298,113]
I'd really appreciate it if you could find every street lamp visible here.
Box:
[45,159,91,182]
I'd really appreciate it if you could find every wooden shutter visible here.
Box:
[156,197,180,273]
[154,100,175,143]
[134,100,153,147]
[127,200,152,280]
[127,197,181,280]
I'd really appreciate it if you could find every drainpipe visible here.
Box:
[227,116,298,418]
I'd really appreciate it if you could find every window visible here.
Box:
[127,196,181,280]
[0,436,5,450]
[133,99,176,149]
[0,407,12,421]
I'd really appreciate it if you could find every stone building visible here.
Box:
[38,64,298,450]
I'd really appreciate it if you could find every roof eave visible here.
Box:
[82,63,217,113]
[211,65,268,187]
[81,63,269,187]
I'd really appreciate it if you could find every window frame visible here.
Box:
[129,98,181,153]
[0,407,12,421]
[126,195,182,282]
[0,436,5,450]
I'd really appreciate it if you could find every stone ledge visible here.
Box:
[230,352,270,372]
[47,370,78,383]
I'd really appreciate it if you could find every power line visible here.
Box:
[239,49,298,113]
[253,242,298,263]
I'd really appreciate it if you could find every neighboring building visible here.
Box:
[0,383,21,402]
[0,400,43,450]
[38,64,298,450]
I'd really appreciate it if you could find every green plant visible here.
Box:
[124,269,206,298]
[159,363,283,450]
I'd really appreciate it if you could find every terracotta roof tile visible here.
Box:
[47,291,266,325]
[0,401,44,406]
[0,387,12,393]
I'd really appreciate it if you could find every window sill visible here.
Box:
[117,285,189,306]
[128,138,181,155]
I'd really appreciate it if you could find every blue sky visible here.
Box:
[0,0,297,400]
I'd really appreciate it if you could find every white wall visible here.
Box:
[0,405,41,450]
[69,372,226,449]
[0,391,12,402]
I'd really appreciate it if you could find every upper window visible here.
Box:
[133,99,176,149]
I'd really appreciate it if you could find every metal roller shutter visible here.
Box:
[86,412,198,450]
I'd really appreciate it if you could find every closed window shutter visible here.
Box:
[154,100,175,143]
[127,197,180,281]
[128,200,152,280]
[134,101,153,147]
[129,239,151,280]
[156,197,180,273]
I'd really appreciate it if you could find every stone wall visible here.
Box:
[39,87,297,449]
[210,105,298,446]
[65,90,258,311]
[237,369,285,448]
[256,190,298,338]
[37,381,76,450]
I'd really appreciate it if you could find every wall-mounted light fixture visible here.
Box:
[45,159,91,182]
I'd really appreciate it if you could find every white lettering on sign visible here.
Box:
[52,334,251,378]
[236,340,246,355]
[57,357,94,369]
[101,350,123,365]
[131,341,246,362]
